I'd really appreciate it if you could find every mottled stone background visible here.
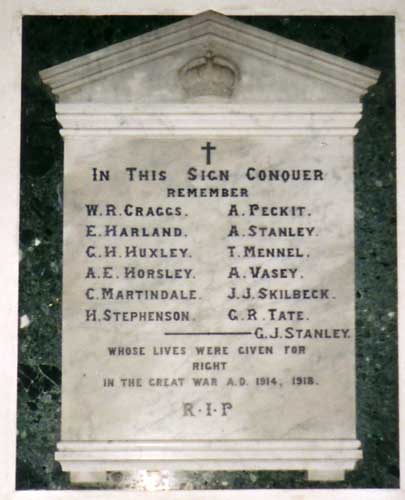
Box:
[17,16,397,489]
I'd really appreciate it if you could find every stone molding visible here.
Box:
[56,439,362,482]
[56,103,363,136]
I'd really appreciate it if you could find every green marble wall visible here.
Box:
[17,15,397,489]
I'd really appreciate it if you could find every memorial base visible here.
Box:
[56,439,362,483]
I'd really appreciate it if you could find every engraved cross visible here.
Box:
[201,142,216,165]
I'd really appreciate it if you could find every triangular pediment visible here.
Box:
[40,11,379,104]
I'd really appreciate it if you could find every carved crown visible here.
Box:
[179,50,240,98]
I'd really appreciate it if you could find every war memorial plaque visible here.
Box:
[39,11,380,483]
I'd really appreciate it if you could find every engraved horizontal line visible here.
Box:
[164,332,252,336]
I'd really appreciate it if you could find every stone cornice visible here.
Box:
[56,102,363,136]
[56,439,362,475]
[40,11,380,98]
